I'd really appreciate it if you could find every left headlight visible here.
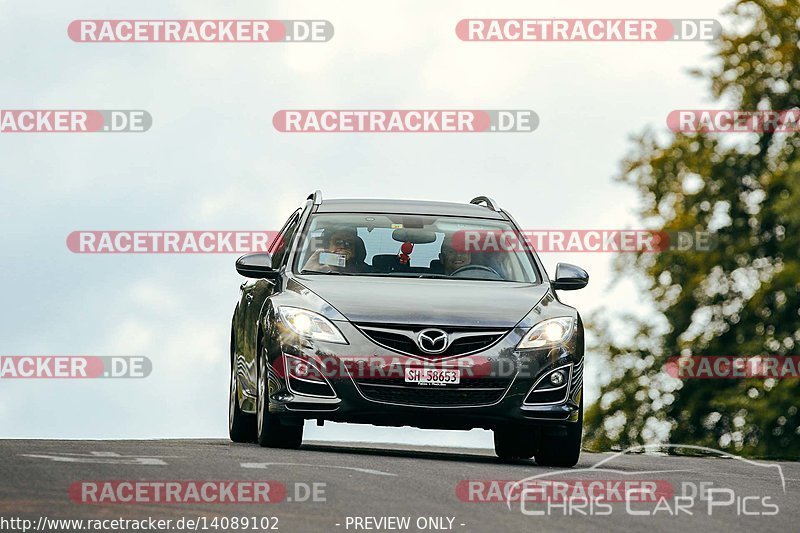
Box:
[278,306,348,344]
[516,317,574,350]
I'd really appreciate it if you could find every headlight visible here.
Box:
[516,317,574,350]
[278,306,348,344]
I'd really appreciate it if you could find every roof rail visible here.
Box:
[307,190,323,205]
[469,196,501,212]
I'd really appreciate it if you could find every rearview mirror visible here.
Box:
[392,228,438,244]
[236,253,280,280]
[552,263,589,291]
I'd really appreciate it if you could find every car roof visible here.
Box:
[315,198,506,220]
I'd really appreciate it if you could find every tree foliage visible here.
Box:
[584,0,800,459]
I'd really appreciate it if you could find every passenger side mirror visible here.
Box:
[236,253,280,280]
[552,263,589,291]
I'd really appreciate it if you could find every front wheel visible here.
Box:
[257,354,303,449]
[534,400,583,467]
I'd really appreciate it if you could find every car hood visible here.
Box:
[294,275,549,327]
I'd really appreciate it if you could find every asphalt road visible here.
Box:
[0,439,797,533]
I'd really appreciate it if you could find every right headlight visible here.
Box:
[516,317,574,350]
[278,306,348,344]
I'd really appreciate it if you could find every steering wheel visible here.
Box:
[450,264,503,280]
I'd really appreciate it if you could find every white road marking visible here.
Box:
[19,451,181,465]
[241,462,397,477]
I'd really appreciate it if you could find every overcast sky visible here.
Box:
[0,0,731,446]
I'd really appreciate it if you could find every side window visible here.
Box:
[270,210,301,269]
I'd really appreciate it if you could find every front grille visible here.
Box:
[357,324,508,358]
[449,334,506,354]
[356,382,508,406]
[361,329,416,353]
[356,377,511,388]
[354,375,512,406]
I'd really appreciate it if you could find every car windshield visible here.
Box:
[294,213,539,283]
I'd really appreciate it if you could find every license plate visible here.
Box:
[404,368,460,386]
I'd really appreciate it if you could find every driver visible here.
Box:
[439,233,472,275]
[302,227,368,273]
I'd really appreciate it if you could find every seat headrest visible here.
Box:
[354,236,367,263]
[372,254,399,271]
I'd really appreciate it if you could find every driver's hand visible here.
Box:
[303,249,325,270]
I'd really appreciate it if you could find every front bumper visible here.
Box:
[267,321,583,431]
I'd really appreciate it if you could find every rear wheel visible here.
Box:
[229,362,256,443]
[257,353,303,449]
[493,426,536,460]
[534,400,583,467]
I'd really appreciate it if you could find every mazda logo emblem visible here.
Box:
[416,329,449,354]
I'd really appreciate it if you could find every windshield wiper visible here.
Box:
[300,269,358,276]
[358,272,452,279]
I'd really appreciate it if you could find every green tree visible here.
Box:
[584,0,800,459]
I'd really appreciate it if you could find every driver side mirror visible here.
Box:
[236,253,281,280]
[552,263,589,291]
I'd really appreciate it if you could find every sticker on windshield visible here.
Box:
[319,252,346,268]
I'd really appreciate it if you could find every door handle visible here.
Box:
[245,293,254,302]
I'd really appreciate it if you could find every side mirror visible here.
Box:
[552,263,589,291]
[236,253,280,280]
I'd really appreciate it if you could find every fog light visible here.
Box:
[550,370,565,386]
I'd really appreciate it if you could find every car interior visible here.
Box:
[299,218,529,282]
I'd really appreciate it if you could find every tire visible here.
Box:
[229,362,257,443]
[493,425,537,460]
[534,400,583,467]
[256,353,303,449]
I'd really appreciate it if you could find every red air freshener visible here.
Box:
[398,242,414,265]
